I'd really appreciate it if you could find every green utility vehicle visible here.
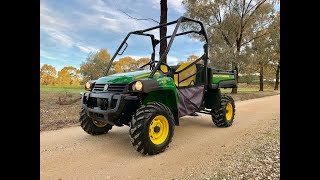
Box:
[80,16,237,155]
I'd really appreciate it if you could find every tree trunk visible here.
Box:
[259,66,264,91]
[231,46,241,94]
[274,64,280,90]
[231,63,238,94]
[159,0,167,63]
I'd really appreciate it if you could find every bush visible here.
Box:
[238,75,259,84]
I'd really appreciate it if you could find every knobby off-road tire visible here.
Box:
[129,102,175,155]
[79,108,113,135]
[211,95,235,127]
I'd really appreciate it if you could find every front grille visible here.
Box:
[107,83,127,92]
[93,84,105,91]
[93,83,127,93]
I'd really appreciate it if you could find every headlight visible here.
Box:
[85,81,95,91]
[132,81,143,91]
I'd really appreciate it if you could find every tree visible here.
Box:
[183,0,276,93]
[137,58,150,69]
[273,62,280,90]
[80,48,111,83]
[56,66,80,86]
[246,11,279,91]
[246,45,270,91]
[187,54,199,61]
[113,57,138,73]
[40,64,56,85]
[71,69,82,86]
[160,0,168,63]
[268,12,280,90]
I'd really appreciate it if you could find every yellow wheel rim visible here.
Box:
[225,103,233,121]
[149,115,169,145]
[93,120,108,127]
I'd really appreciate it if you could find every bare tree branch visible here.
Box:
[243,0,267,28]
[231,2,242,17]
[118,9,160,24]
[244,0,253,15]
[245,66,260,72]
[246,0,265,14]
[241,31,270,46]
[241,0,246,16]
[217,4,222,23]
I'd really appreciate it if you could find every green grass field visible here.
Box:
[40,86,83,94]
[41,85,274,94]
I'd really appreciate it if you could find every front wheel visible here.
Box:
[211,95,235,127]
[129,102,175,155]
[79,108,113,135]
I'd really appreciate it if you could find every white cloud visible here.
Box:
[168,0,185,13]
[167,56,180,65]
[148,29,160,39]
[151,0,185,13]
[40,0,192,70]
[151,0,160,9]
[154,54,181,65]
[41,1,98,53]
[40,3,69,29]
[40,50,56,60]
[76,44,99,53]
[47,30,74,47]
[126,55,146,60]
[76,0,153,34]
[41,2,74,47]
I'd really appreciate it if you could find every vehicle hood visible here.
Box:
[95,70,160,84]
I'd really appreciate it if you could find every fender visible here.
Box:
[139,77,180,125]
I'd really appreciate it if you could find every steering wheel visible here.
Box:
[149,61,172,74]
[149,60,158,67]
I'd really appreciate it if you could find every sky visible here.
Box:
[40,0,280,71]
[40,0,206,71]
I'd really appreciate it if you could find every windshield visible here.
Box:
[106,35,154,75]
[103,17,208,77]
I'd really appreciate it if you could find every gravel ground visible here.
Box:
[210,115,280,180]
[41,95,280,179]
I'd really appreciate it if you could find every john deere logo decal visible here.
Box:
[213,74,231,78]
[103,84,109,91]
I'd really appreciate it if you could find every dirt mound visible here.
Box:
[56,92,81,105]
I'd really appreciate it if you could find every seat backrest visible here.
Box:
[174,62,197,87]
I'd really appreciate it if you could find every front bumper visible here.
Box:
[81,92,138,125]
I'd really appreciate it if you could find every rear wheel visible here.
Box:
[211,95,235,127]
[79,108,113,135]
[129,102,175,155]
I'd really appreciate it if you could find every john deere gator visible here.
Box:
[80,16,237,155]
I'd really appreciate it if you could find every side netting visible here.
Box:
[177,85,204,117]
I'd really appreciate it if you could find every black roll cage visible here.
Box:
[103,16,209,86]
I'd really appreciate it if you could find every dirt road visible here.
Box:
[40,95,280,180]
